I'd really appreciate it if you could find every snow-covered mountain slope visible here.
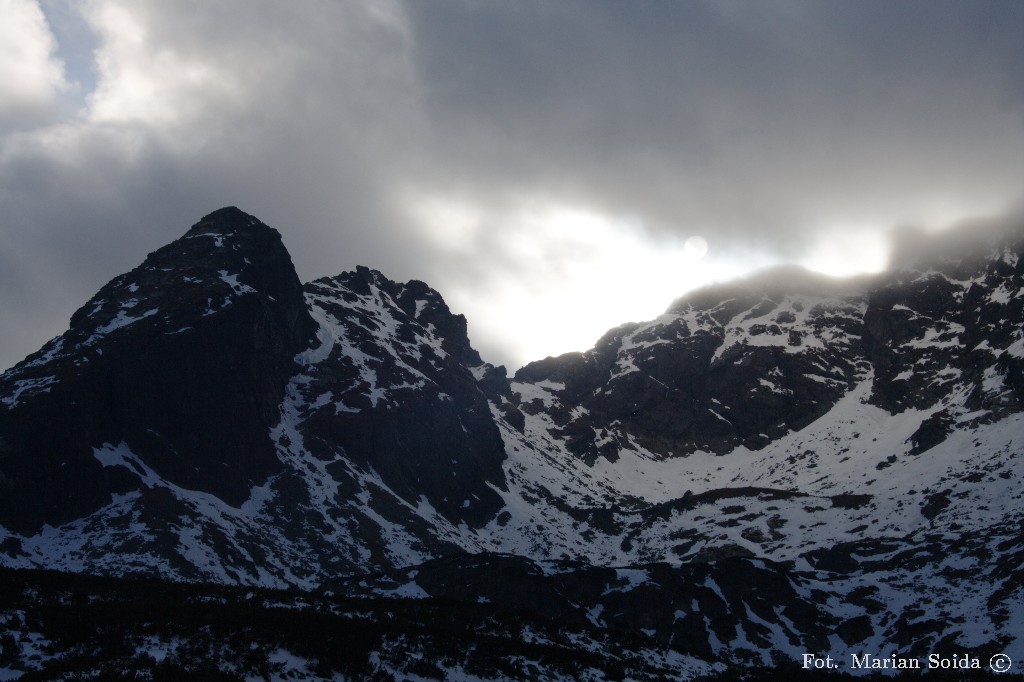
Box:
[476,224,1023,564]
[1,207,1022,679]
[478,377,1024,564]
[0,209,513,585]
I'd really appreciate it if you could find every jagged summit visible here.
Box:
[312,265,485,369]
[192,205,261,228]
[0,207,316,531]
[11,206,311,375]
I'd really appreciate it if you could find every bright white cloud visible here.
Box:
[81,1,254,138]
[0,0,67,131]
[408,194,759,368]
[798,226,890,278]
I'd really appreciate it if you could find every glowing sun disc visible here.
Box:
[684,235,709,259]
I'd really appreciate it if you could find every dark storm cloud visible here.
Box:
[405,0,1024,248]
[1,0,1022,371]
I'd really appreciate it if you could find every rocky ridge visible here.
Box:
[1,208,1022,680]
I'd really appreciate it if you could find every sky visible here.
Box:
[1,0,1022,373]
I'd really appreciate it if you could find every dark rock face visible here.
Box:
[864,225,1024,418]
[290,266,508,528]
[0,207,315,531]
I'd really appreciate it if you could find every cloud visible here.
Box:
[404,192,761,366]
[0,0,1022,371]
[0,0,67,132]
[402,0,1024,247]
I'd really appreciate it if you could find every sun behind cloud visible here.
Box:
[684,235,708,259]
[405,192,764,368]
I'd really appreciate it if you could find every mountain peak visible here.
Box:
[43,207,310,356]
[195,205,255,225]
[182,206,285,245]
[314,266,484,369]
[0,208,316,531]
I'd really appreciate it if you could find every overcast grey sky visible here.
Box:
[2,0,1022,371]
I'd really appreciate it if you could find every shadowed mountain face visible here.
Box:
[0,207,317,531]
[287,266,508,527]
[513,267,872,461]
[1,208,1022,680]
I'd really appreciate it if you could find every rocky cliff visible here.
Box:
[1,208,1021,680]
